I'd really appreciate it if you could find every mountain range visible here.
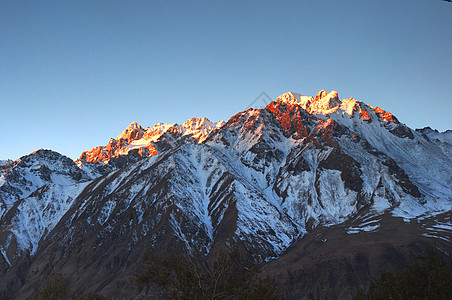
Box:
[0,90,451,299]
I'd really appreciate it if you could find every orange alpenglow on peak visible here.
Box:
[276,89,341,114]
[314,90,328,100]
[76,117,224,165]
[374,107,398,123]
[272,89,399,124]
[116,121,146,143]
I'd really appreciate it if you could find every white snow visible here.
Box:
[9,181,89,254]
[422,233,450,242]
[98,200,117,226]
[0,175,5,187]
[372,196,391,213]
[0,248,11,267]
[347,224,380,234]
[432,224,452,231]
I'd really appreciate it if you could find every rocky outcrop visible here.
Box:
[75,118,224,170]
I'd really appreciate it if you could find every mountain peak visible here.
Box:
[181,117,221,142]
[276,91,305,105]
[127,121,142,130]
[117,121,145,142]
[314,89,328,100]
[183,117,213,130]
[275,89,341,114]
[311,90,340,110]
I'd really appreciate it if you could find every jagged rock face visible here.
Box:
[0,90,451,298]
[78,122,158,166]
[265,101,313,139]
[75,117,224,174]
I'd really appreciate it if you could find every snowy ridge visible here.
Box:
[416,127,452,145]
[0,149,92,219]
[76,117,225,167]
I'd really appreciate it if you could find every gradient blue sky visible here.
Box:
[1,0,451,160]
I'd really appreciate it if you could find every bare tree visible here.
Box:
[134,248,283,300]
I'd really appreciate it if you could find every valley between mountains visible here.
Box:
[1,90,451,299]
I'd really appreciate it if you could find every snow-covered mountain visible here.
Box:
[0,150,93,219]
[0,90,450,299]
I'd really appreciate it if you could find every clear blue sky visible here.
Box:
[1,0,451,160]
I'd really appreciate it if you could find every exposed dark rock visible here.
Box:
[389,124,414,139]
[319,148,363,192]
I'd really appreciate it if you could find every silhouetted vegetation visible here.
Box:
[32,273,105,300]
[355,247,452,300]
[134,248,283,299]
[33,273,70,300]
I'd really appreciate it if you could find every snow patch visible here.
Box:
[347,223,380,234]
